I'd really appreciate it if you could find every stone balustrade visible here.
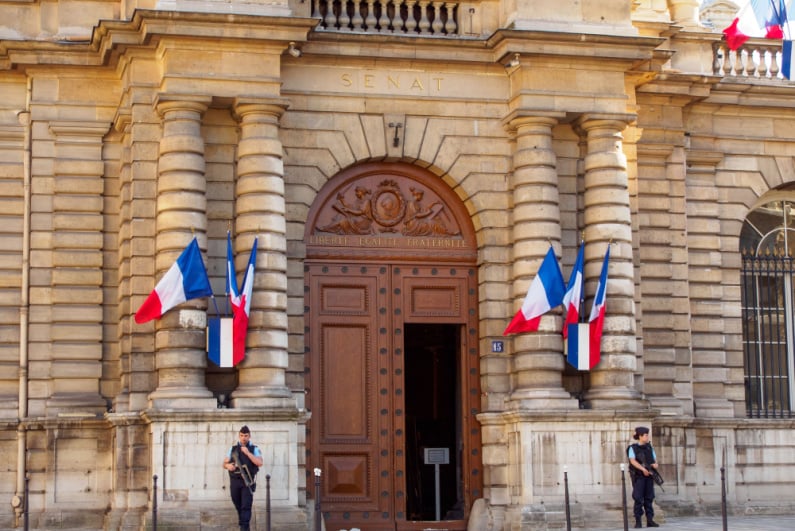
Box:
[712,39,786,80]
[312,0,459,35]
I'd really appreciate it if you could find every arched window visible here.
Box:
[740,200,795,418]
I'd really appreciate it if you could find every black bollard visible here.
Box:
[563,466,571,531]
[620,464,628,531]
[266,474,272,531]
[314,468,322,531]
[720,466,728,531]
[152,474,158,531]
[24,474,29,531]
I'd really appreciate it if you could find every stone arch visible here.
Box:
[304,161,478,262]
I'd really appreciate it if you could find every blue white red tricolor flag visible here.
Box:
[503,246,566,336]
[215,233,258,367]
[561,241,585,339]
[722,0,789,50]
[208,317,234,367]
[783,39,795,78]
[588,245,611,366]
[567,245,610,371]
[134,237,213,324]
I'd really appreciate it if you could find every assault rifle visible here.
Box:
[231,446,256,495]
[651,468,664,492]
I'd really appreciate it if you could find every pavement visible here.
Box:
[577,514,795,530]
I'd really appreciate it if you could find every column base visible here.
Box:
[231,385,297,410]
[583,386,647,410]
[148,387,216,410]
[507,388,579,410]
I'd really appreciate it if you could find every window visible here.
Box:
[740,200,795,418]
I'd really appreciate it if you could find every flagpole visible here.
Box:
[210,294,221,318]
[578,238,585,324]
[772,0,791,40]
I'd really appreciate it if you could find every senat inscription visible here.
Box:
[340,73,444,93]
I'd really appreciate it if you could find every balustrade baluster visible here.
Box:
[431,1,444,34]
[444,2,457,34]
[379,0,392,32]
[324,0,337,30]
[418,0,431,34]
[759,48,770,78]
[352,0,364,30]
[394,0,405,32]
[339,0,351,30]
[366,0,378,31]
[745,49,756,77]
[405,0,418,33]
[770,48,781,78]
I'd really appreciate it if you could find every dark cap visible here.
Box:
[633,426,650,440]
[239,425,250,434]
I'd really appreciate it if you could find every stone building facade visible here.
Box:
[2,0,795,529]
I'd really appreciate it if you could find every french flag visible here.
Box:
[503,246,566,336]
[222,233,258,367]
[134,237,213,324]
[561,241,584,339]
[783,39,795,79]
[567,245,610,371]
[722,0,787,50]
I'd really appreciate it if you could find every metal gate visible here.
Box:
[741,249,795,418]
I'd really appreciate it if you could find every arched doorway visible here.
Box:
[303,162,482,530]
[740,196,795,418]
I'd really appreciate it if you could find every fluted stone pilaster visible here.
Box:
[148,96,215,410]
[577,114,643,409]
[506,114,577,410]
[231,99,295,409]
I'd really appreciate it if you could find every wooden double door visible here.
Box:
[305,262,482,531]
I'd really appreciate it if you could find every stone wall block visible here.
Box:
[237,156,284,180]
[151,191,206,214]
[157,153,206,177]
[236,194,286,217]
[253,269,289,291]
[235,213,287,236]
[154,212,207,239]
[51,210,104,231]
[513,202,561,222]
[238,137,283,158]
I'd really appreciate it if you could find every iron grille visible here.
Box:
[741,249,795,418]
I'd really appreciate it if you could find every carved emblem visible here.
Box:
[316,180,460,237]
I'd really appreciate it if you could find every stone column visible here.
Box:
[577,114,643,409]
[148,95,215,409]
[668,0,701,28]
[230,99,295,409]
[45,121,111,415]
[506,114,578,410]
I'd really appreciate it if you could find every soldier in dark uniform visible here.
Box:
[627,426,660,528]
[223,425,263,531]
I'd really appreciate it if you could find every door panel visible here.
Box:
[323,324,367,439]
[308,265,396,528]
[306,262,480,531]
